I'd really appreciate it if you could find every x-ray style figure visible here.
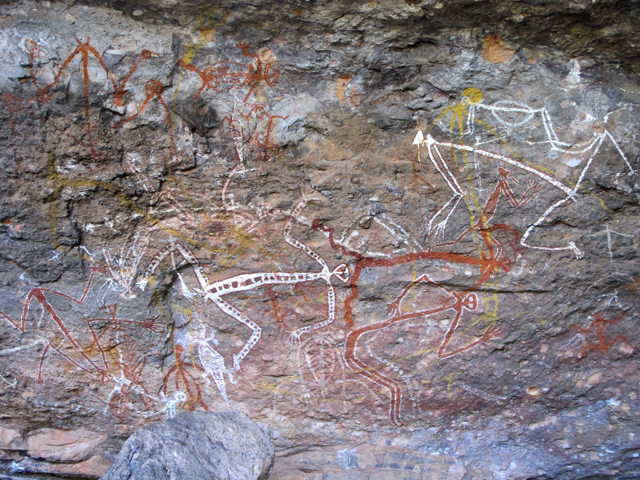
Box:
[415,87,636,258]
[140,194,350,371]
[188,324,237,406]
[313,221,507,426]
[163,343,208,412]
[345,273,496,426]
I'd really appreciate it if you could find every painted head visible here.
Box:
[461,87,483,105]
[197,324,218,345]
[257,47,276,65]
[498,167,510,178]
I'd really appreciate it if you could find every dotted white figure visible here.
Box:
[189,324,237,406]
[140,193,350,372]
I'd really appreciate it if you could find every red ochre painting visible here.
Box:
[0,35,637,432]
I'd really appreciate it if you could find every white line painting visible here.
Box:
[295,330,346,399]
[415,88,636,258]
[140,193,350,371]
[187,323,237,406]
[101,228,150,299]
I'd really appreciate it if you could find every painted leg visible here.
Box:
[209,296,261,371]
[345,327,403,426]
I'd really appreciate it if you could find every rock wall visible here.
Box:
[0,1,639,478]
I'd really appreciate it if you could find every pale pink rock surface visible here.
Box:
[0,426,25,450]
[26,429,106,462]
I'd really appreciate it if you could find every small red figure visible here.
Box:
[571,312,634,359]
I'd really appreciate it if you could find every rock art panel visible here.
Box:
[0,1,639,478]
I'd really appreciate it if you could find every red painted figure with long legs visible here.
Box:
[27,38,158,160]
[0,267,108,382]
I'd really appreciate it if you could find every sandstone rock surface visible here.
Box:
[0,1,638,479]
[101,410,274,480]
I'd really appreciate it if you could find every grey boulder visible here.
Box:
[100,411,274,480]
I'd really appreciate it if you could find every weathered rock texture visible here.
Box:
[0,0,639,479]
[101,410,274,480]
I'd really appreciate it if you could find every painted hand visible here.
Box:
[568,241,584,260]
[385,301,402,317]
[482,325,502,342]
